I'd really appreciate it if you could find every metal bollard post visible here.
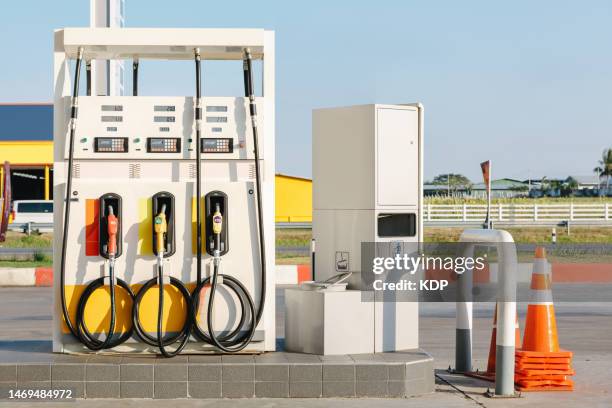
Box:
[455,243,473,373]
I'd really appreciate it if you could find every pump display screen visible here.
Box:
[147,138,181,153]
[154,116,175,123]
[201,138,233,153]
[94,137,128,153]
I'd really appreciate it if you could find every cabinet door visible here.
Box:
[376,108,419,206]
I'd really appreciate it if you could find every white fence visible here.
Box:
[424,203,612,226]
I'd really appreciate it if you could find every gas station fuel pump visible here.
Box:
[53,28,276,356]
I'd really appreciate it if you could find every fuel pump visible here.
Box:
[190,49,266,353]
[132,194,192,357]
[54,29,276,356]
[58,48,134,351]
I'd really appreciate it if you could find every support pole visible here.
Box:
[455,243,473,372]
[495,239,518,396]
[44,165,50,200]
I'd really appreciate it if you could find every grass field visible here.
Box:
[0,231,52,248]
[0,259,52,268]
[425,226,612,244]
[0,232,53,267]
[424,196,612,205]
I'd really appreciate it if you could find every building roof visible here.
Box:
[566,175,601,185]
[472,178,527,190]
[275,173,312,182]
[0,103,53,141]
[423,184,470,191]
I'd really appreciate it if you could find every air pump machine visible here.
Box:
[52,28,275,355]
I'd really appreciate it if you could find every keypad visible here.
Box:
[147,138,181,153]
[94,137,128,153]
[201,138,233,153]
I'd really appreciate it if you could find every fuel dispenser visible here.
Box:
[53,28,275,355]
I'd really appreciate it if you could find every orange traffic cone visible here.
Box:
[467,304,520,382]
[515,247,574,392]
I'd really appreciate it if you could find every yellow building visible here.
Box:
[0,103,55,201]
[275,174,312,222]
[0,141,54,200]
[1,139,314,223]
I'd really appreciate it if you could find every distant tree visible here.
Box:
[560,177,579,197]
[593,148,612,192]
[539,177,549,193]
[431,174,471,187]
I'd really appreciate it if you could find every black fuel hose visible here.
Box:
[131,266,192,357]
[86,61,91,96]
[191,48,267,352]
[132,59,139,96]
[59,48,133,351]
[76,273,135,349]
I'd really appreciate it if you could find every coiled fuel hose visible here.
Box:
[132,204,192,357]
[76,205,134,349]
[59,47,134,350]
[191,48,266,352]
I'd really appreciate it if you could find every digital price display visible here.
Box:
[94,137,128,153]
[147,138,181,153]
[154,116,176,123]
[101,105,123,112]
[101,116,123,122]
[201,138,233,153]
[154,105,176,112]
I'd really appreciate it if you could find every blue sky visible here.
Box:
[0,0,611,182]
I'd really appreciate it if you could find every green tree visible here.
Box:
[539,176,549,193]
[593,148,612,192]
[561,177,579,197]
[429,174,472,195]
[431,174,471,187]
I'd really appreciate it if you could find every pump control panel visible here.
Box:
[147,138,181,153]
[94,137,129,153]
[201,138,233,153]
[67,96,263,160]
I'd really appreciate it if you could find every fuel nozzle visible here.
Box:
[212,203,223,255]
[154,204,167,258]
[106,205,118,259]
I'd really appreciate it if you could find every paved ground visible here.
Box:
[0,287,611,407]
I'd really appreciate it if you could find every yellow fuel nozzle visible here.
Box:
[154,204,167,256]
[212,203,223,235]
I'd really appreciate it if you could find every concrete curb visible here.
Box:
[0,265,312,287]
[0,268,35,286]
[0,348,435,399]
[274,265,312,284]
[0,267,52,287]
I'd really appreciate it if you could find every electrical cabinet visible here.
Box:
[311,104,423,352]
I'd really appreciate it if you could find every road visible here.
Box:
[0,287,611,407]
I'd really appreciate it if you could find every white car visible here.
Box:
[10,200,53,232]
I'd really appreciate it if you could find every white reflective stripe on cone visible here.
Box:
[533,258,550,274]
[530,289,554,304]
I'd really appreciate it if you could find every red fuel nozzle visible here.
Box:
[107,206,118,257]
